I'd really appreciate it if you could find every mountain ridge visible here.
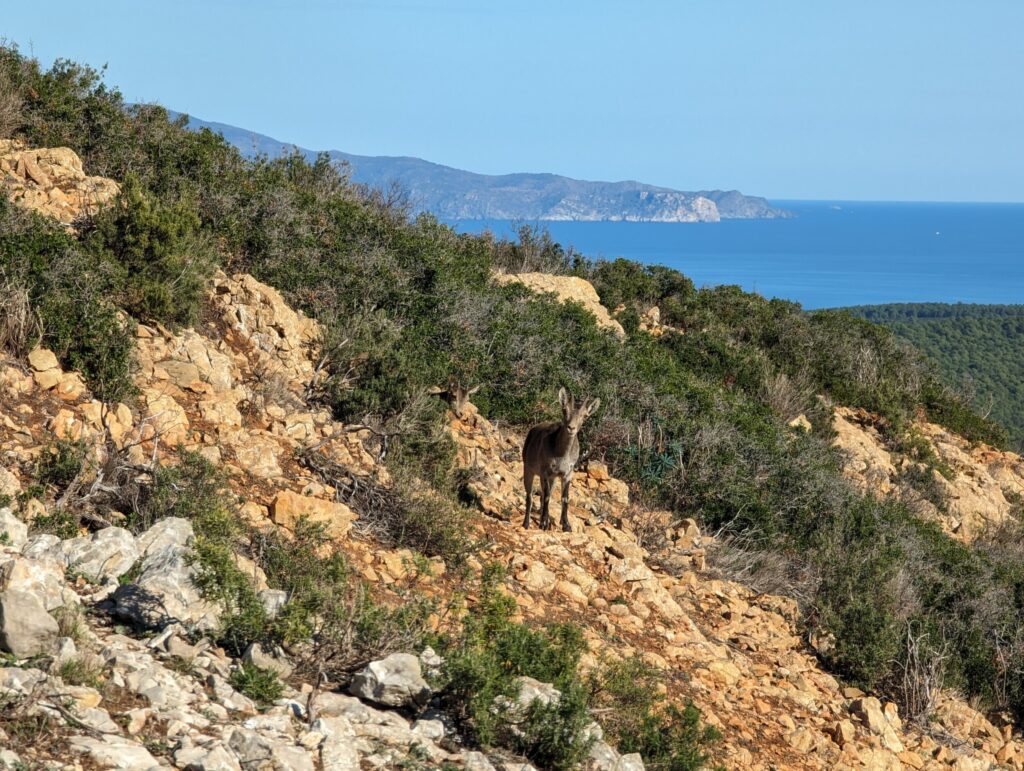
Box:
[169,110,789,223]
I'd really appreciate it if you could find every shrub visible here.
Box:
[436,565,592,767]
[0,43,28,138]
[591,657,719,771]
[35,438,88,494]
[489,224,578,274]
[0,199,137,402]
[255,518,434,679]
[83,175,216,326]
[229,664,284,705]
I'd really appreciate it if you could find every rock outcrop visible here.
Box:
[493,272,626,338]
[833,406,1024,541]
[0,140,119,224]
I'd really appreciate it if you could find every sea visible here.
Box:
[449,201,1024,310]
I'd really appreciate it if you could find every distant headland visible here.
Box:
[170,111,789,223]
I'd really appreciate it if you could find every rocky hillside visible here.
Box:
[4,143,1024,771]
[833,406,1024,542]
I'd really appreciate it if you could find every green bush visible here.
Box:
[589,257,695,319]
[436,565,592,768]
[35,438,88,493]
[83,175,216,326]
[0,198,137,402]
[591,657,719,771]
[229,664,284,705]
[255,517,434,679]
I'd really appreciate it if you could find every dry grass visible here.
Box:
[704,531,817,608]
[0,63,23,138]
[0,275,42,357]
[887,622,948,724]
[760,370,813,421]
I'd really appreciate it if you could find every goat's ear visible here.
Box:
[586,397,601,415]
[426,385,446,395]
[558,387,571,412]
[467,385,481,396]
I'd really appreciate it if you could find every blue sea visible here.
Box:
[450,201,1024,309]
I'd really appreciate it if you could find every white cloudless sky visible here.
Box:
[3,0,1023,201]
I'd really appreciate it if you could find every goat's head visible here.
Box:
[558,387,600,436]
[428,378,480,418]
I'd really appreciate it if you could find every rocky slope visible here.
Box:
[2,146,1024,770]
[832,406,1024,542]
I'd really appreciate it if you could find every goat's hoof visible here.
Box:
[562,524,572,533]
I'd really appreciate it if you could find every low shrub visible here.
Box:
[35,438,88,494]
[82,174,216,327]
[0,198,137,402]
[254,518,434,680]
[229,664,284,705]
[590,657,719,771]
[436,565,592,769]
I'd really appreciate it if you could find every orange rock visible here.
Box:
[269,490,356,540]
[27,347,59,372]
[33,368,62,391]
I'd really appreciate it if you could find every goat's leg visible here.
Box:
[540,476,552,530]
[560,474,572,532]
[522,471,534,529]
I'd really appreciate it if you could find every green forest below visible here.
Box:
[846,303,1024,449]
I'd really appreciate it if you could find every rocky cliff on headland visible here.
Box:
[3,145,1024,771]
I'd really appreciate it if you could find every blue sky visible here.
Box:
[3,0,1022,201]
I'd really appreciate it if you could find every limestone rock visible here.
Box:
[140,387,191,446]
[313,716,360,771]
[349,653,431,708]
[0,141,119,225]
[514,676,561,712]
[0,508,27,551]
[27,347,59,372]
[0,553,77,610]
[173,744,242,771]
[60,526,140,581]
[0,589,59,658]
[111,518,219,631]
[0,466,21,499]
[67,736,161,770]
[242,642,294,679]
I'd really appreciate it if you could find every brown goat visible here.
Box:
[521,387,600,531]
[427,378,480,419]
